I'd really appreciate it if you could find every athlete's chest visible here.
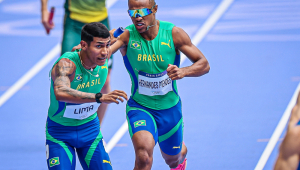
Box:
[71,65,108,92]
[127,34,176,73]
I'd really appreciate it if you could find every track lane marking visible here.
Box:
[254,83,300,170]
[0,44,60,107]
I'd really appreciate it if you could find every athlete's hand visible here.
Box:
[71,44,82,52]
[100,90,128,104]
[41,9,55,34]
[167,64,186,80]
[109,28,118,44]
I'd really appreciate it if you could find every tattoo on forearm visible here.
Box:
[53,59,94,101]
[60,87,95,100]
[54,76,70,87]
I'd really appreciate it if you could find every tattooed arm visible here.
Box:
[51,58,128,104]
[51,58,95,103]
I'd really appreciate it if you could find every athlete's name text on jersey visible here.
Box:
[74,105,94,114]
[76,78,101,90]
[139,77,172,89]
[137,54,165,62]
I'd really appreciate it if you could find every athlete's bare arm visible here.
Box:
[274,92,300,170]
[41,0,54,32]
[168,26,210,80]
[51,58,127,104]
[110,29,130,56]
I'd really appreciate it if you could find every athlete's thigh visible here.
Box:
[61,14,83,54]
[157,100,184,156]
[126,102,158,143]
[77,139,112,170]
[46,140,76,170]
[75,121,112,170]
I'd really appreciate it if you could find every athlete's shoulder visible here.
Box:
[159,20,175,31]
[52,52,78,69]
[61,51,78,60]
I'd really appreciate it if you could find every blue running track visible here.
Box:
[0,0,299,169]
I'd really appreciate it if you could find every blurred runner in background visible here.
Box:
[274,91,300,170]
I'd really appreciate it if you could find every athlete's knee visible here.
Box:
[135,147,153,168]
[101,80,110,94]
[133,133,154,168]
[181,144,188,158]
[104,75,110,86]
[164,146,187,168]
[164,155,180,168]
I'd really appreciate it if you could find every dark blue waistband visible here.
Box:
[46,116,100,130]
[127,97,181,112]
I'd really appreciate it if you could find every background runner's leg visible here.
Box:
[98,69,112,125]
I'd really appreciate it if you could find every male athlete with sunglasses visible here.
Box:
[115,0,210,169]
[73,0,210,169]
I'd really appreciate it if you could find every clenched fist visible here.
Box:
[167,64,186,80]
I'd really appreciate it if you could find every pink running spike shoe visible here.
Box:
[171,158,187,170]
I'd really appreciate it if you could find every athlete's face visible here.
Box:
[128,0,157,33]
[83,37,110,66]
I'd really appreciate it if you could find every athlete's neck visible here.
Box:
[140,20,159,41]
[78,51,97,70]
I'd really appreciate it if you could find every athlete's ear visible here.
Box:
[154,5,158,13]
[80,40,88,50]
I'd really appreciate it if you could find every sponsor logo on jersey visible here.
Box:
[134,120,146,128]
[161,40,171,48]
[49,157,60,167]
[103,160,112,166]
[75,74,83,81]
[101,66,108,70]
[130,40,141,50]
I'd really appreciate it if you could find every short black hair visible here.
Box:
[81,22,110,45]
[128,0,155,6]
[149,0,155,5]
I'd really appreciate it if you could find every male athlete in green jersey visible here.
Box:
[41,0,113,126]
[112,0,209,169]
[73,0,210,169]
[46,22,127,169]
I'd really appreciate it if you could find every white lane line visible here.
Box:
[0,44,61,107]
[0,0,119,108]
[180,0,234,63]
[105,0,234,153]
[106,121,128,153]
[254,83,300,170]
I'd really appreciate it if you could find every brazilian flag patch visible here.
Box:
[49,157,60,167]
[130,40,141,50]
[75,74,83,82]
[134,120,146,128]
